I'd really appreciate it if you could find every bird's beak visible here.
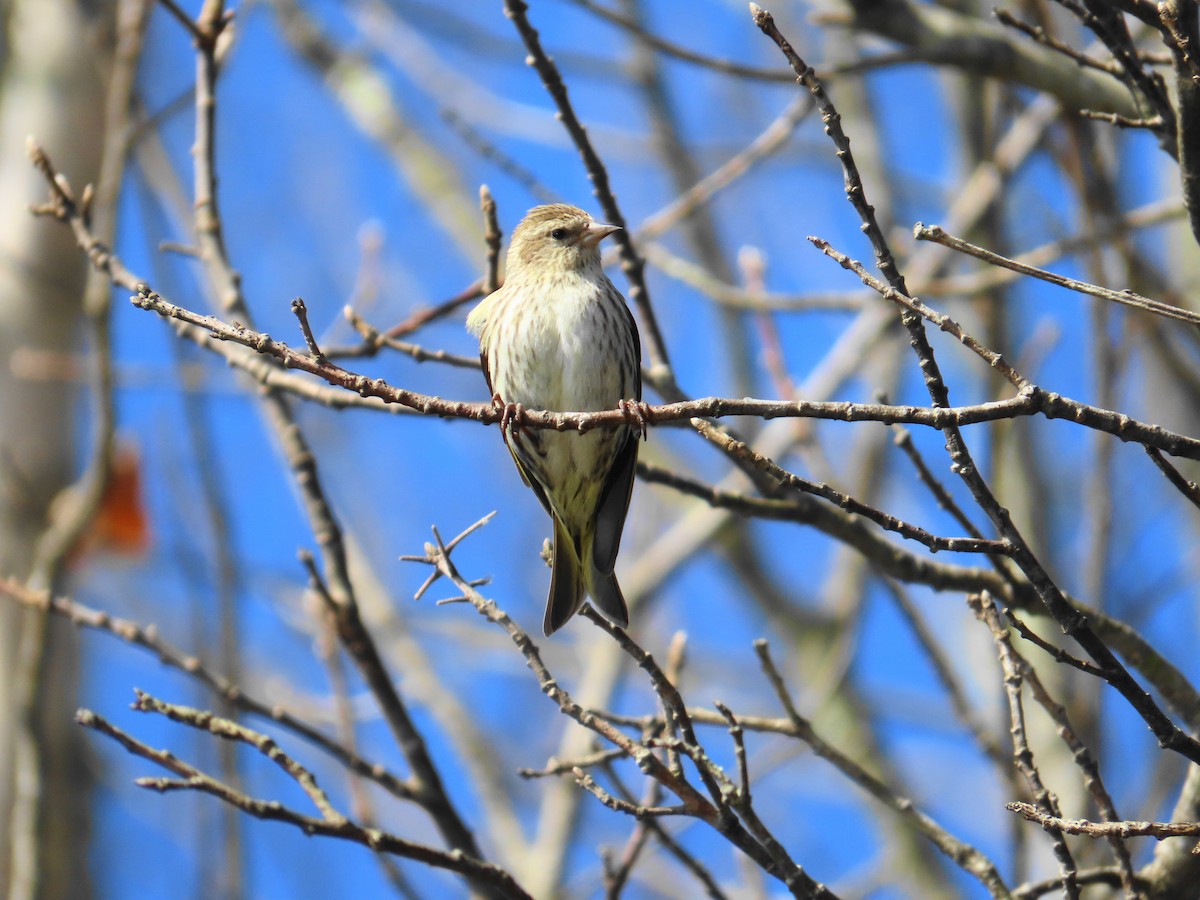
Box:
[580,221,622,248]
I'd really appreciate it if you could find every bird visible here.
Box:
[467,204,645,636]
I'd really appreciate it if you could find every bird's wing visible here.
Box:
[590,297,642,573]
[507,440,554,517]
[544,514,585,635]
[479,349,495,396]
[625,300,643,401]
[591,430,637,575]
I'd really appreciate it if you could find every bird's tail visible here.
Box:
[586,567,629,629]
[544,516,586,636]
[585,542,630,629]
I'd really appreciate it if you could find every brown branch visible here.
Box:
[752,640,1011,897]
[924,197,1185,296]
[131,690,345,822]
[0,577,414,802]
[481,184,502,295]
[571,768,689,817]
[970,594,1080,898]
[343,307,481,369]
[1079,108,1165,129]
[1158,0,1200,243]
[77,706,530,897]
[326,280,485,360]
[914,223,1200,326]
[1007,802,1200,844]
[191,9,495,872]
[578,609,827,898]
[33,12,490,868]
[751,4,1200,769]
[120,284,1200,461]
[809,237,1028,388]
[291,298,327,365]
[403,521,718,817]
[1011,868,1141,899]
[635,460,1023,615]
[1057,0,1176,147]
[1145,446,1200,510]
[25,149,1200,465]
[688,419,1010,554]
[994,8,1122,74]
[1005,610,1107,677]
[405,518,838,899]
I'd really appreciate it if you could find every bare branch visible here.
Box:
[914,223,1200,327]
[1008,802,1200,844]
[76,706,530,897]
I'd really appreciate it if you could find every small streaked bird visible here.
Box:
[467,204,644,635]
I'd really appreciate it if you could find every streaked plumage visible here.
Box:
[467,204,641,635]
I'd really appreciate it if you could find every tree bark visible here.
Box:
[0,2,114,896]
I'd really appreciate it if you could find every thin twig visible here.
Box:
[502,0,671,376]
[481,185,502,295]
[0,577,414,801]
[326,280,485,360]
[571,768,689,817]
[291,298,328,365]
[1145,446,1200,510]
[970,594,1079,898]
[1005,610,1107,677]
[155,0,206,42]
[689,418,1011,554]
[914,223,1200,327]
[750,3,1200,769]
[344,307,481,369]
[76,707,530,897]
[994,9,1123,74]
[752,640,1011,898]
[809,237,1029,389]
[1007,802,1200,844]
[890,424,988,540]
[405,519,837,899]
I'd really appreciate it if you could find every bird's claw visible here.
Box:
[618,399,652,441]
[494,394,528,444]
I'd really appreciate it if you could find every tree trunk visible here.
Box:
[0,2,114,896]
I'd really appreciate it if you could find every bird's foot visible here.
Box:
[494,394,528,444]
[618,399,652,441]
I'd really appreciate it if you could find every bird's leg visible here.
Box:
[494,393,528,444]
[618,399,653,441]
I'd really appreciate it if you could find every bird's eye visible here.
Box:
[550,227,568,241]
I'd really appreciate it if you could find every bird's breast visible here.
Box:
[491,272,635,412]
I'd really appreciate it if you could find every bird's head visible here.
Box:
[506,204,621,277]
